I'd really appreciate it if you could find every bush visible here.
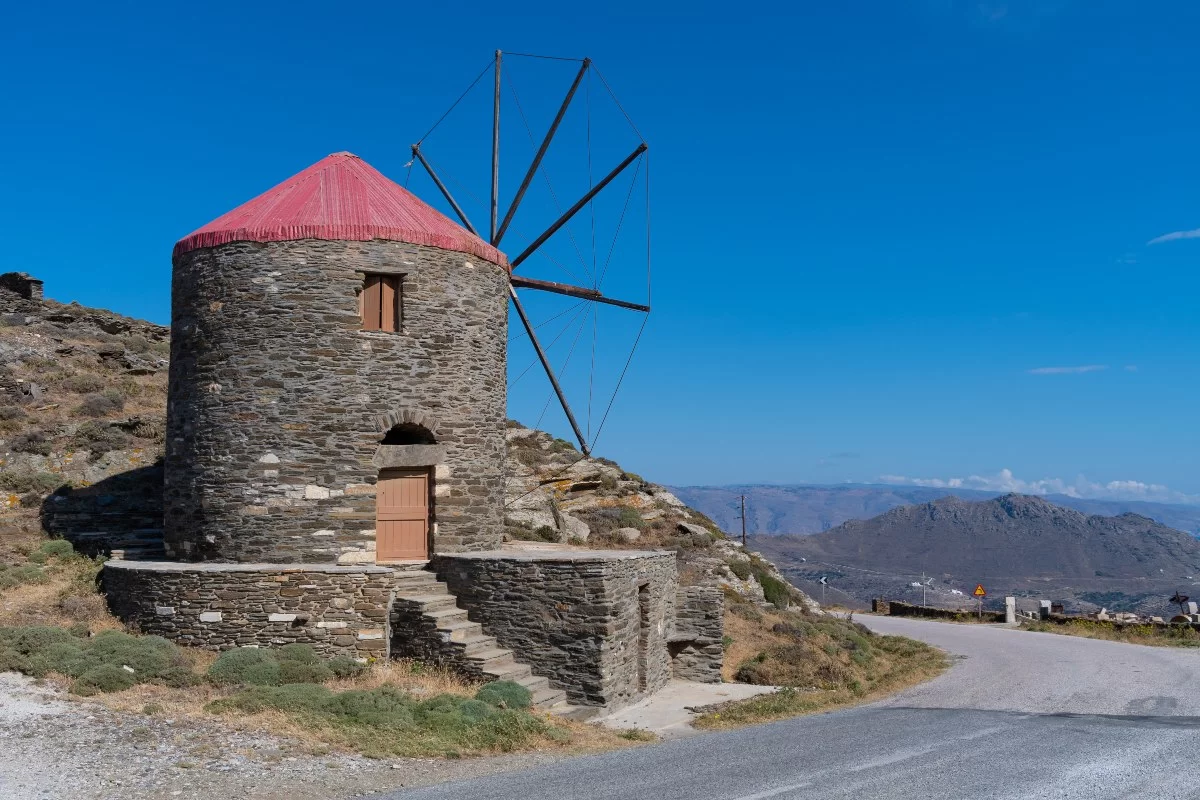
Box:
[72,664,137,696]
[759,574,791,610]
[328,655,367,678]
[59,374,107,394]
[0,565,48,590]
[207,647,282,686]
[68,421,132,454]
[74,389,125,418]
[277,643,322,664]
[728,560,752,581]
[615,506,646,530]
[279,660,335,684]
[38,540,76,559]
[0,470,62,495]
[8,430,52,455]
[475,680,532,710]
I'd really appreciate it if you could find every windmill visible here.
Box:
[407,51,651,456]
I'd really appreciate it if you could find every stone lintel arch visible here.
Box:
[375,408,441,438]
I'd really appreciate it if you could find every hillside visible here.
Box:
[752,494,1200,614]
[672,483,1200,536]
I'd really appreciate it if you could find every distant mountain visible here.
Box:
[751,494,1200,613]
[670,483,1200,536]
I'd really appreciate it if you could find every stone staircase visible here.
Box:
[390,569,570,711]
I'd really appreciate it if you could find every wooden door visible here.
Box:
[376,469,430,561]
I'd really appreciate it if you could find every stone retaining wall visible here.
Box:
[432,551,678,708]
[884,599,1006,623]
[103,561,401,658]
[669,586,724,683]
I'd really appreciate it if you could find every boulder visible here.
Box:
[559,512,590,542]
[615,527,641,544]
[677,522,712,540]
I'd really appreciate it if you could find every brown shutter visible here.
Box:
[362,275,382,330]
[380,276,397,332]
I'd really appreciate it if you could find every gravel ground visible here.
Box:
[0,673,567,800]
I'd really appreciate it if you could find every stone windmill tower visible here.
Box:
[165,152,512,564]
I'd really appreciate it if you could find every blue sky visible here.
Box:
[3,1,1199,502]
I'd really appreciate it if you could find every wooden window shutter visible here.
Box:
[361,274,403,332]
[362,275,382,330]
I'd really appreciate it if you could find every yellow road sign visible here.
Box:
[973,584,986,598]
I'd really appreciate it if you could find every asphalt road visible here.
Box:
[381,617,1200,800]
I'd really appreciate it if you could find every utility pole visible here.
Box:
[740,495,747,546]
[922,572,926,607]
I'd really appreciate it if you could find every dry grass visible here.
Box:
[89,658,638,759]
[696,604,948,729]
[1021,618,1200,648]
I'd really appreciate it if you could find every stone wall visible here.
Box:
[164,239,509,562]
[669,586,724,683]
[103,561,400,658]
[432,551,677,708]
[0,272,44,303]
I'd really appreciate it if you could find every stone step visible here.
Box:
[397,592,456,610]
[484,661,532,682]
[531,686,568,710]
[439,619,483,642]
[465,648,515,669]
[460,634,499,655]
[424,607,471,625]
[392,572,440,588]
[548,703,599,721]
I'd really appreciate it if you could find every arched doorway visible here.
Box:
[375,423,438,562]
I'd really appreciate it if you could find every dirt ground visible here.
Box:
[0,672,571,800]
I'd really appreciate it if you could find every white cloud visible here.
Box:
[1027,365,1108,375]
[1148,228,1200,245]
[879,469,1200,505]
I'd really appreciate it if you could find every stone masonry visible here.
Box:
[669,586,724,683]
[103,560,401,658]
[164,239,509,562]
[0,272,44,304]
[431,551,677,708]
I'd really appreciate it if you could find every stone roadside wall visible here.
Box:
[103,561,399,658]
[432,551,677,708]
[669,586,724,683]
[164,239,508,563]
[883,599,1006,623]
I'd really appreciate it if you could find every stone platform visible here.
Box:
[103,547,722,712]
[102,560,415,659]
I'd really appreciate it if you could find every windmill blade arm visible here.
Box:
[508,285,591,455]
[510,142,648,270]
[510,275,650,312]
[411,145,480,237]
[494,59,590,247]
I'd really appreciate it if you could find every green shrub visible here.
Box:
[68,421,132,454]
[279,660,335,684]
[72,663,137,695]
[38,540,76,559]
[475,680,532,710]
[728,561,752,581]
[0,565,48,590]
[1,626,76,655]
[327,655,367,678]
[24,641,87,677]
[211,682,334,714]
[615,506,645,530]
[759,575,791,609]
[207,647,282,686]
[277,643,321,663]
[0,470,62,495]
[86,631,177,677]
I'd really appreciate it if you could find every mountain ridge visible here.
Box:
[672,483,1200,536]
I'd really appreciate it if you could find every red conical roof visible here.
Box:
[174,152,505,264]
